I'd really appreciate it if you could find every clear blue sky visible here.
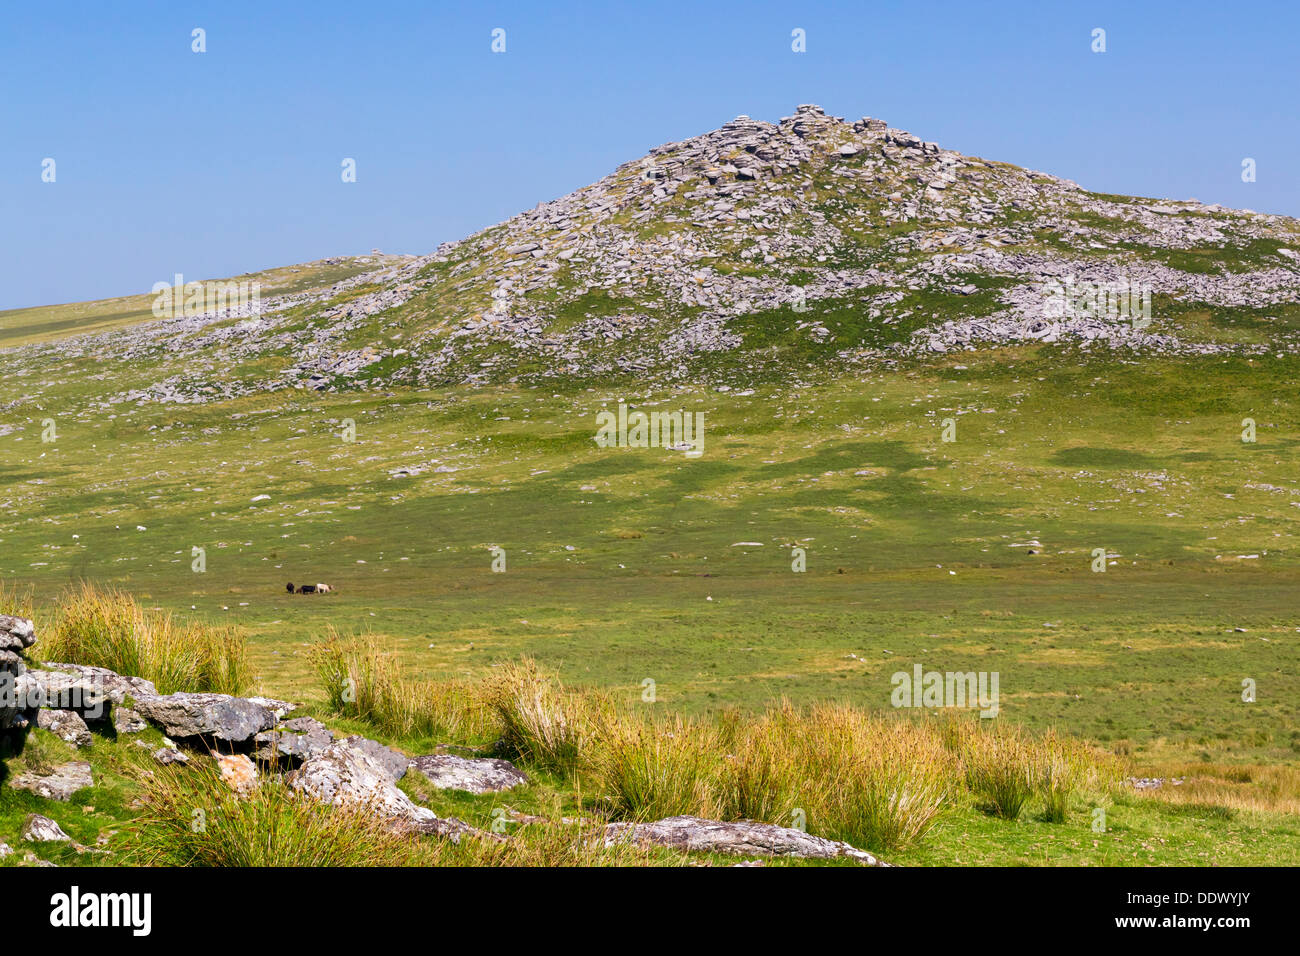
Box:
[3,0,1297,309]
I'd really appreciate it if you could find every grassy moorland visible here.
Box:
[5,354,1298,699]
[1,599,1296,868]
[3,346,1296,748]
[1,333,1298,865]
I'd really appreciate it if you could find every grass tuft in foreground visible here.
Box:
[596,712,724,821]
[0,580,34,619]
[125,753,684,867]
[309,630,486,741]
[951,720,1122,821]
[476,657,612,778]
[314,648,1123,853]
[39,582,251,695]
[126,757,441,867]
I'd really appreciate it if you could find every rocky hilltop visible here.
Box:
[6,104,1300,406]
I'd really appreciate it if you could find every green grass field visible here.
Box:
[3,296,1299,864]
[4,345,1297,759]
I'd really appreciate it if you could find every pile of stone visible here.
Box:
[1,614,38,732]
[0,617,527,849]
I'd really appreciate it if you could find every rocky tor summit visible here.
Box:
[8,104,1300,405]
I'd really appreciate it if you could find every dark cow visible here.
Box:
[286,582,295,593]
[298,584,317,594]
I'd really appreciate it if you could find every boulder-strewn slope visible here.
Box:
[5,104,1300,410]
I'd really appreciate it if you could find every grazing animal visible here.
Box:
[316,583,332,593]
[298,584,317,594]
[286,582,295,593]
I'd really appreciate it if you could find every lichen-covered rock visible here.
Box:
[10,761,94,801]
[25,665,157,721]
[130,692,276,742]
[113,706,148,734]
[0,614,36,651]
[21,813,71,842]
[246,696,299,718]
[603,815,890,866]
[153,746,189,766]
[287,740,492,843]
[21,670,109,720]
[408,754,528,794]
[0,616,37,730]
[254,716,333,764]
[215,753,258,795]
[288,740,427,822]
[0,672,41,731]
[406,815,497,844]
[340,735,408,781]
[37,663,157,702]
[36,708,93,747]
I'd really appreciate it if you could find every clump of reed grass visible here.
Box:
[125,757,441,867]
[713,705,805,826]
[956,722,1038,819]
[41,581,250,695]
[594,712,723,821]
[475,657,609,778]
[946,718,1120,822]
[0,579,34,619]
[309,629,482,740]
[588,699,955,853]
[741,702,955,851]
